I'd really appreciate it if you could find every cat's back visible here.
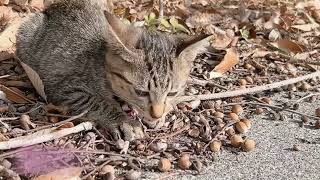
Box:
[16,0,108,70]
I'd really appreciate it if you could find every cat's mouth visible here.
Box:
[122,103,163,122]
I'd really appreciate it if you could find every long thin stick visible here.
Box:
[177,71,320,102]
[0,122,93,150]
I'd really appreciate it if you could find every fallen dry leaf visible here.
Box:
[0,133,9,142]
[12,0,28,6]
[0,85,34,104]
[30,0,44,10]
[0,0,10,5]
[295,1,320,9]
[208,47,239,78]
[20,61,47,101]
[206,26,233,49]
[0,17,22,49]
[186,10,222,29]
[252,48,271,58]
[270,39,305,54]
[311,9,320,23]
[56,122,75,131]
[33,167,83,180]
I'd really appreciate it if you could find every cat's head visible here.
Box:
[104,12,211,124]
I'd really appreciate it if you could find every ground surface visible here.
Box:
[145,93,320,180]
[1,0,320,179]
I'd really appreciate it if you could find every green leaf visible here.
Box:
[240,28,250,41]
[160,18,171,29]
[169,17,190,34]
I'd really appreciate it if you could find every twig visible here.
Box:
[0,75,10,79]
[159,0,164,20]
[294,92,320,103]
[0,122,93,150]
[92,126,115,146]
[146,152,161,159]
[178,71,320,102]
[188,76,228,90]
[152,124,190,140]
[227,102,320,120]
[0,117,19,121]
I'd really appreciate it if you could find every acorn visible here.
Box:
[213,111,224,119]
[241,119,252,129]
[235,121,248,133]
[239,79,247,86]
[136,144,145,151]
[315,108,320,117]
[100,165,115,175]
[261,97,272,104]
[293,144,301,151]
[301,82,311,91]
[301,116,308,123]
[100,165,115,180]
[0,105,9,113]
[230,135,243,148]
[188,127,200,138]
[255,108,264,114]
[49,116,59,123]
[125,170,141,180]
[229,113,239,121]
[315,120,320,129]
[232,105,243,114]
[178,154,192,170]
[209,140,222,152]
[241,139,256,152]
[244,63,253,70]
[158,158,171,172]
[20,114,34,130]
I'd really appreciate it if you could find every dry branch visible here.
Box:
[0,122,93,150]
[178,71,320,102]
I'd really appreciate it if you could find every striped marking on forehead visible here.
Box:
[136,31,177,90]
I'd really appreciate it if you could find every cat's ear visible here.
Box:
[104,11,141,54]
[176,34,213,63]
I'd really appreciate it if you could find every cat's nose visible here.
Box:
[150,103,165,119]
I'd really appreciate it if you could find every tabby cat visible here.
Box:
[16,0,211,141]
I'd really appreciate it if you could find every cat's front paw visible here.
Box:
[107,116,144,141]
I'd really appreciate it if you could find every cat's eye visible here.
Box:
[134,89,149,96]
[168,91,178,96]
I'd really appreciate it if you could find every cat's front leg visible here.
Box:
[74,97,144,141]
[55,88,145,141]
